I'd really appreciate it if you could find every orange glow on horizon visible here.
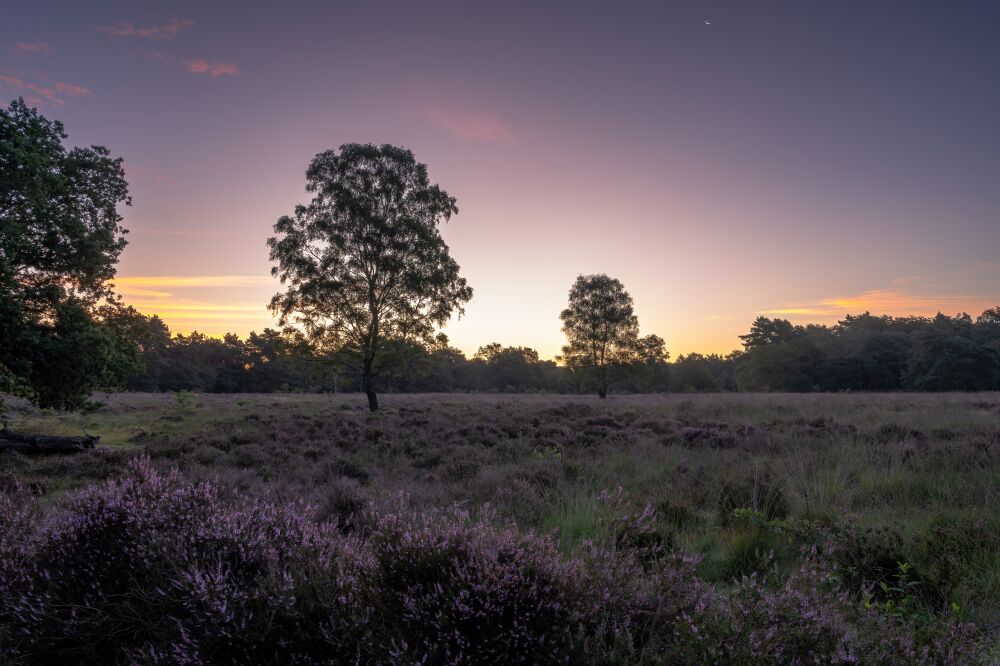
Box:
[114,273,999,361]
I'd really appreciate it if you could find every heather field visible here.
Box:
[2,392,998,663]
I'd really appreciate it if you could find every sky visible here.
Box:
[3,1,999,359]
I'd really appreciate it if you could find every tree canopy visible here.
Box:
[559,274,641,398]
[734,311,1000,392]
[0,98,138,410]
[267,143,472,410]
[102,306,1000,396]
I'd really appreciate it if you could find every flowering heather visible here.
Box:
[1,459,371,663]
[0,458,987,664]
[368,505,588,663]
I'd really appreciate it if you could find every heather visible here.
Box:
[1,392,998,663]
[0,458,986,664]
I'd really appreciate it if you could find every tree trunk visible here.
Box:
[598,384,608,399]
[361,356,379,411]
[0,418,99,453]
[364,293,380,412]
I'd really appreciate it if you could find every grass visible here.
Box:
[2,390,998,638]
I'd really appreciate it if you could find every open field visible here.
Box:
[2,391,998,662]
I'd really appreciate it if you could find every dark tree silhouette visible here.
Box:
[637,334,669,364]
[738,316,803,350]
[267,144,472,411]
[559,274,640,398]
[111,306,1000,395]
[0,98,137,410]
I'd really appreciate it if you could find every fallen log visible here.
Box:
[0,416,100,454]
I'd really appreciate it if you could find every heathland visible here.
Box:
[2,391,997,663]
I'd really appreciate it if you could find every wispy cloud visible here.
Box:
[115,275,272,292]
[428,106,513,142]
[143,53,240,78]
[183,59,239,77]
[130,229,253,238]
[53,81,90,96]
[129,299,273,337]
[11,41,52,56]
[130,301,268,318]
[760,288,998,320]
[116,287,175,299]
[112,274,275,335]
[0,73,91,107]
[96,18,193,40]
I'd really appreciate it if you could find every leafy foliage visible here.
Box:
[559,274,642,397]
[268,143,472,410]
[0,98,137,409]
[735,311,1000,392]
[109,307,1000,394]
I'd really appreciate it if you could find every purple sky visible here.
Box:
[3,1,999,357]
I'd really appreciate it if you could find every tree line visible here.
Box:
[111,307,1000,396]
[3,98,999,411]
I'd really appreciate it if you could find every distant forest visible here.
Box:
[120,308,1000,394]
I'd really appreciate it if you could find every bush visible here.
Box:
[830,524,915,598]
[0,461,986,664]
[717,468,789,526]
[0,459,370,664]
[369,505,588,663]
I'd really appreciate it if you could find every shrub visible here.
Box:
[0,458,370,664]
[830,524,913,597]
[368,505,588,663]
[174,389,197,412]
[717,468,789,526]
[0,461,987,664]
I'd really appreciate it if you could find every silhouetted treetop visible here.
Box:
[1,98,137,410]
[267,143,472,411]
[559,274,641,398]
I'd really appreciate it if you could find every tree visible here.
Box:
[473,343,543,391]
[110,308,173,392]
[904,327,999,391]
[0,98,137,410]
[559,274,640,398]
[738,316,803,350]
[631,333,670,391]
[670,353,719,392]
[976,307,1000,328]
[636,334,669,365]
[268,144,472,411]
[735,342,816,391]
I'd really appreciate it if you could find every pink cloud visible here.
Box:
[12,41,52,56]
[96,18,193,39]
[428,106,513,142]
[0,73,91,107]
[184,59,239,77]
[54,81,90,96]
[761,288,998,320]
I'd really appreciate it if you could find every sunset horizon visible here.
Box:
[108,270,1000,360]
[4,1,997,360]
